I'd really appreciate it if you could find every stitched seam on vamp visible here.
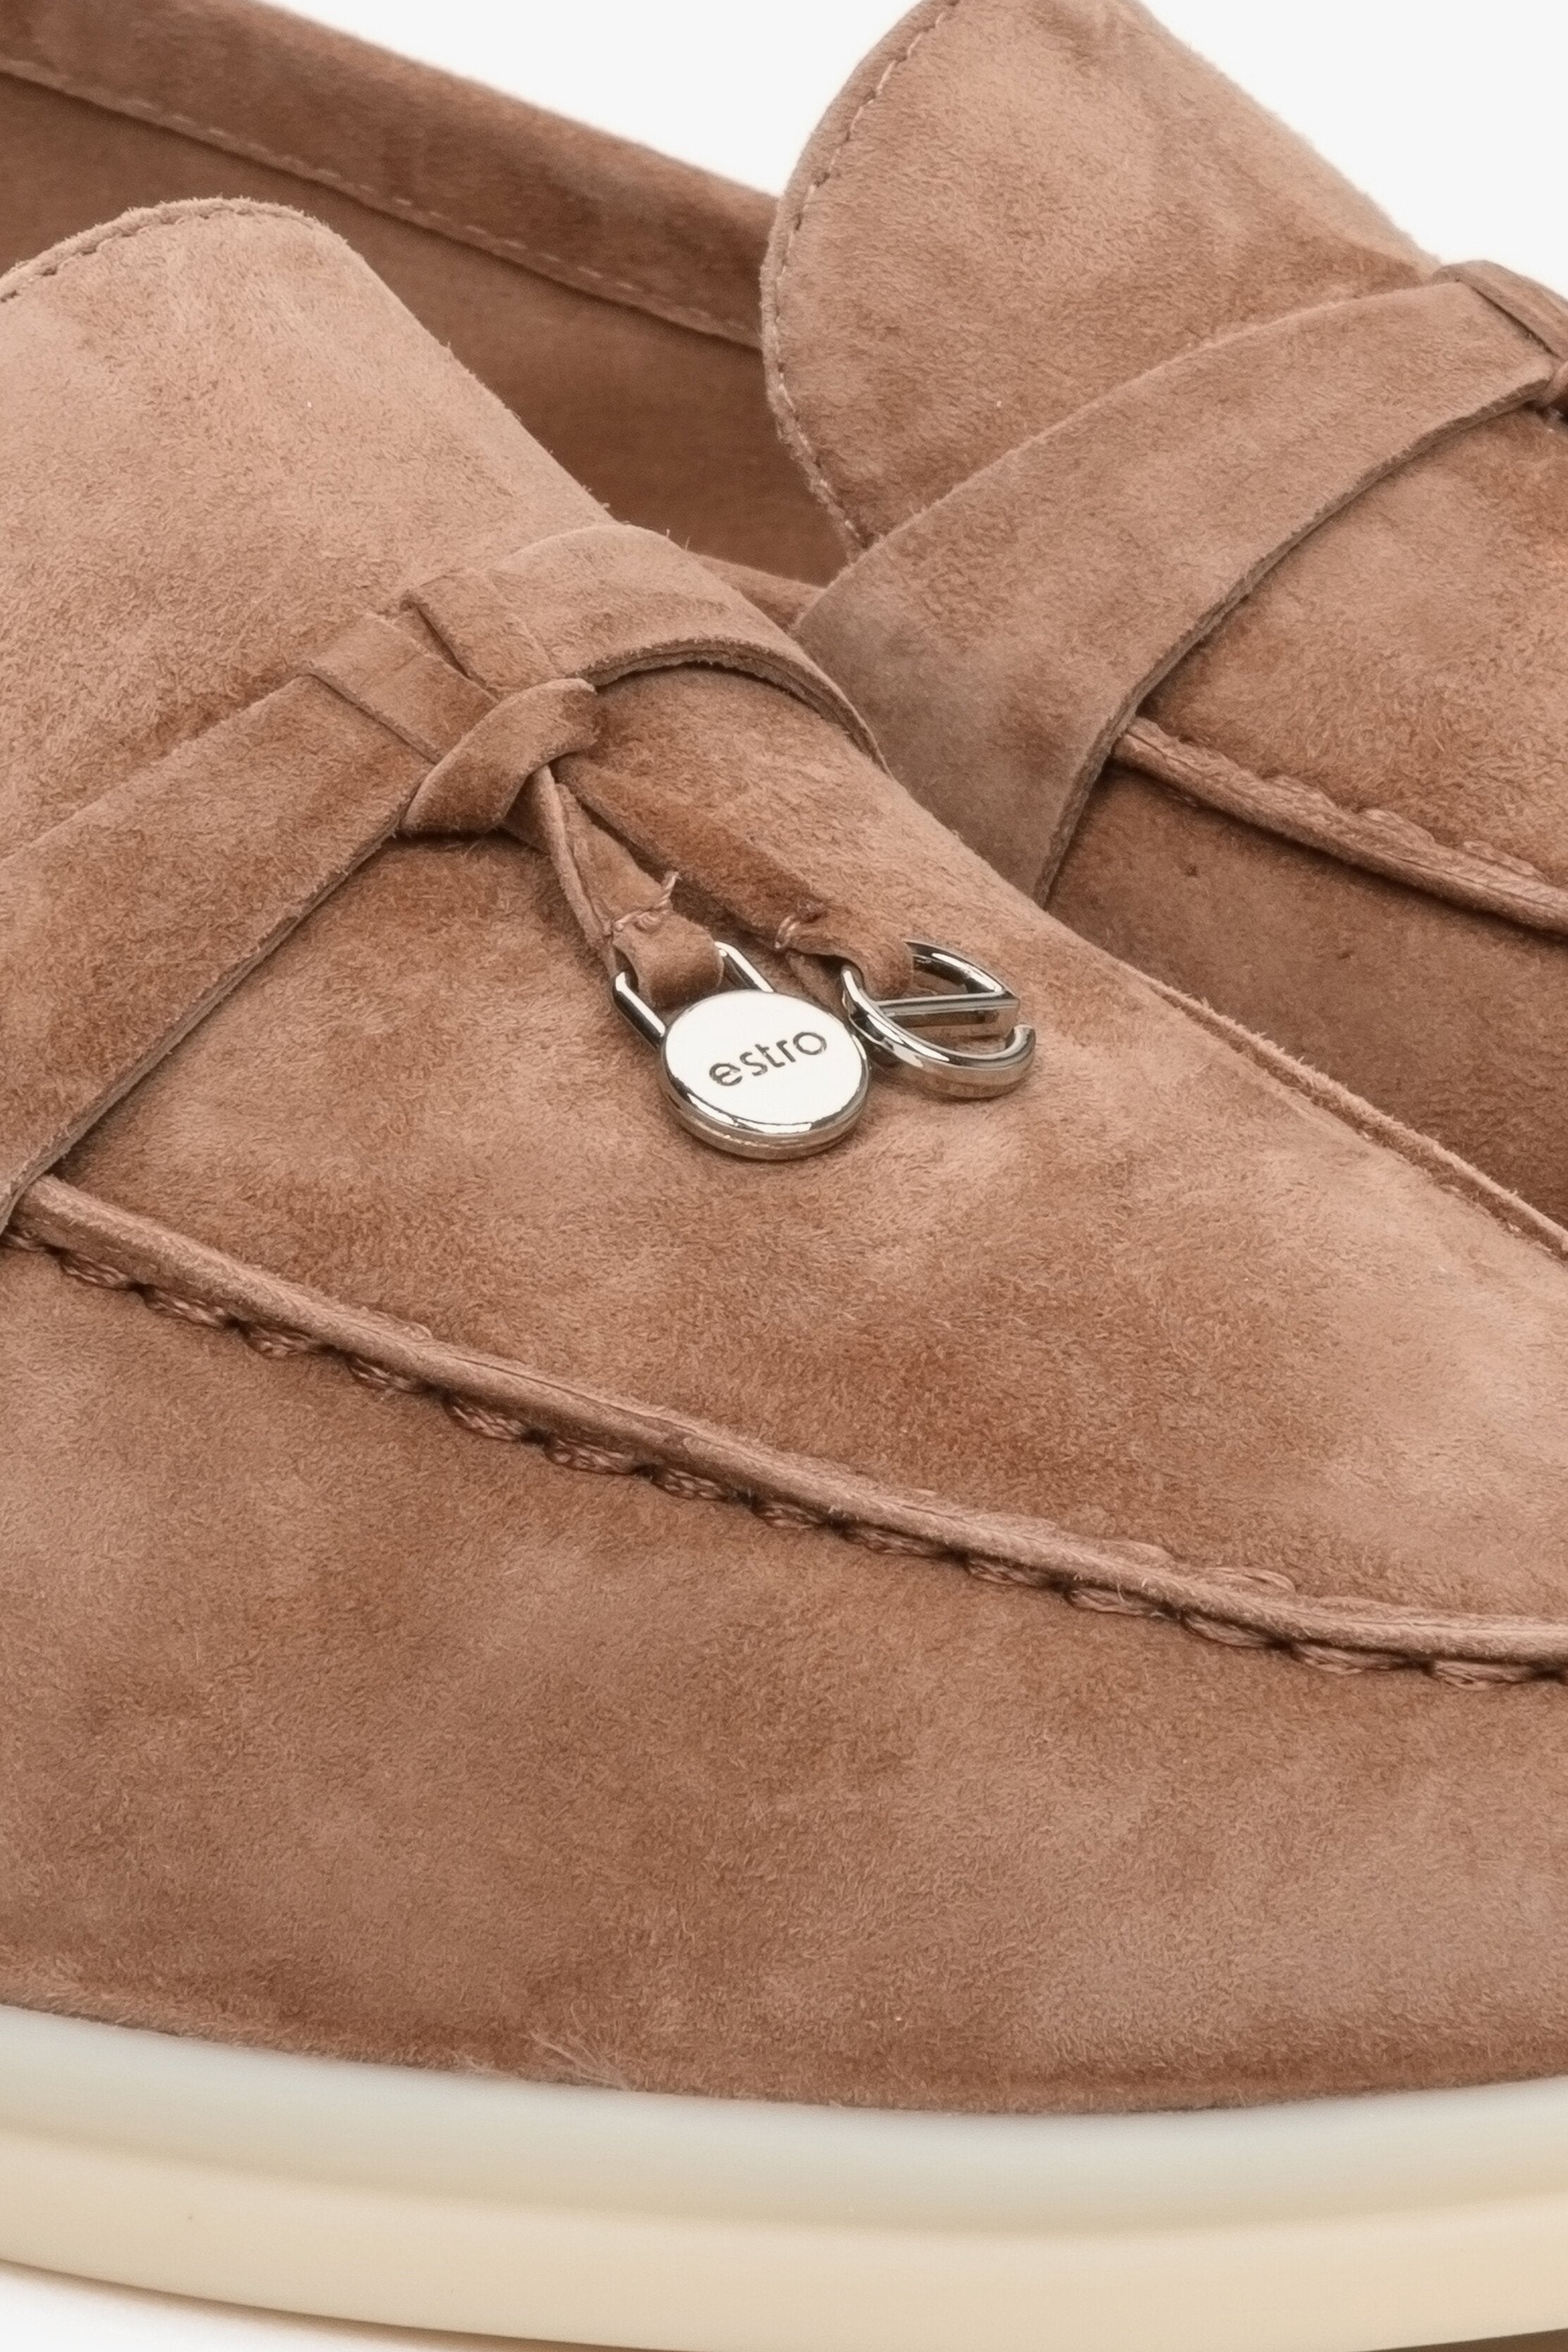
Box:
[0,54,758,345]
[769,0,966,548]
[0,194,307,310]
[4,1219,1555,1692]
[1116,741,1568,1256]
[1120,718,1567,912]
[1149,980,1568,1274]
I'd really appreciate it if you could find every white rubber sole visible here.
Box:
[2,2005,1567,2352]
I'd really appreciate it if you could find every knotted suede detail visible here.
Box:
[421,526,881,750]
[404,680,601,835]
[0,522,896,1229]
[301,603,731,1004]
[414,527,911,996]
[798,278,1562,897]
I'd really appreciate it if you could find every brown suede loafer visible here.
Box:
[15,0,1568,1236]
[0,0,827,575]
[769,0,1568,1230]
[2,194,1568,2348]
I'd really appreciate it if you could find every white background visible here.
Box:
[6,2,1567,2344]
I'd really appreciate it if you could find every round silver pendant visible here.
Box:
[658,987,869,1159]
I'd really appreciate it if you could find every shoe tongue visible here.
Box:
[0,199,601,854]
[765,0,1428,547]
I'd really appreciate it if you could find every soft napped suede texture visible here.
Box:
[4,198,1568,2117]
[767,0,1568,1227]
[16,0,1568,1238]
[0,0,840,579]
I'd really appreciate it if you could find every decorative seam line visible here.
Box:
[1115,716,1568,932]
[0,193,264,311]
[4,1220,1555,1694]
[1150,978,1568,1279]
[767,0,966,548]
[0,54,759,346]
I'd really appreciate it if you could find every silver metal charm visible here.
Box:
[614,942,870,1160]
[839,942,1035,1098]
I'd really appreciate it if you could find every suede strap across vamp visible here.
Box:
[798,278,1561,896]
[0,522,890,1231]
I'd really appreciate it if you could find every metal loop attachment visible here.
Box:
[614,942,870,1160]
[612,939,1033,1156]
[838,942,1035,1099]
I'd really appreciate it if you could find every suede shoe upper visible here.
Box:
[765,0,1568,1224]
[4,198,1568,2114]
